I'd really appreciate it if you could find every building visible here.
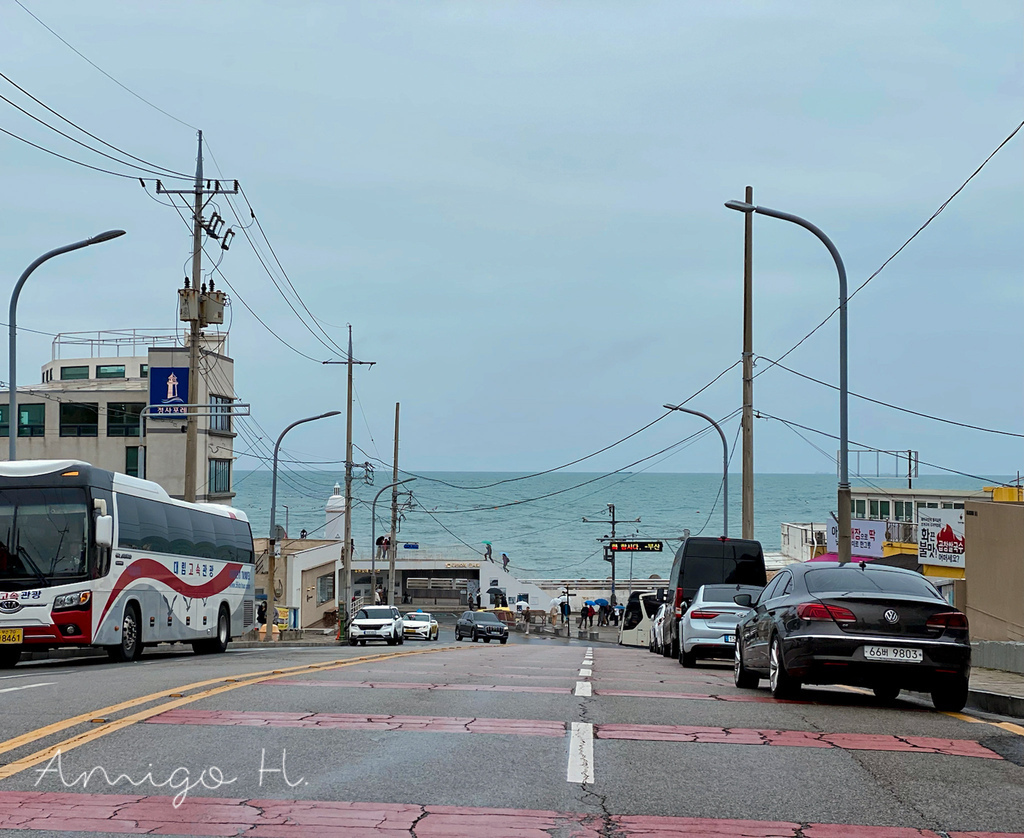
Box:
[0,329,236,502]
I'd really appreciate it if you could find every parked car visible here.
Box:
[733,561,971,711]
[679,584,761,667]
[349,606,404,646]
[663,536,766,659]
[455,610,509,643]
[403,610,439,641]
[650,603,669,654]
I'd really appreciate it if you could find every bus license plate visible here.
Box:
[864,645,922,663]
[0,628,23,644]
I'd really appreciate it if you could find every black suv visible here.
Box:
[455,611,509,644]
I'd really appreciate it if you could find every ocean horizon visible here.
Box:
[231,470,1010,580]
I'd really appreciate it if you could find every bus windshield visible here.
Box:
[0,487,91,591]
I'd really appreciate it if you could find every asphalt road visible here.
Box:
[1,629,1023,837]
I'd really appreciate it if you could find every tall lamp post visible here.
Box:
[662,405,729,537]
[370,477,415,601]
[9,230,126,460]
[265,410,341,641]
[724,199,850,564]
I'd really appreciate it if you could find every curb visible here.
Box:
[967,689,1024,720]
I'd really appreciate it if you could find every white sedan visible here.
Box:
[402,611,439,641]
[349,606,405,646]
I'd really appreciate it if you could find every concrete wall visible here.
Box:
[964,499,1024,643]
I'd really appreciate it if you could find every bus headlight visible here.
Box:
[52,591,92,610]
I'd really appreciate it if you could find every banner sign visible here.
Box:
[826,518,885,558]
[609,541,663,552]
[918,508,966,568]
[148,367,190,416]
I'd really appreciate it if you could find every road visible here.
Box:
[0,630,1022,837]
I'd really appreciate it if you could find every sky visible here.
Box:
[1,1,1021,485]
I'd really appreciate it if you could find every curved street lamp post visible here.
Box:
[662,405,729,538]
[9,230,126,460]
[265,411,342,641]
[724,199,850,564]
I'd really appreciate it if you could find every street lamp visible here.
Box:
[8,230,126,460]
[724,199,850,564]
[265,410,341,641]
[662,405,729,537]
[370,477,415,602]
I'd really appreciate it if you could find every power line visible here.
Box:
[0,124,139,179]
[758,355,1024,439]
[12,0,198,132]
[754,410,1015,486]
[756,118,1024,380]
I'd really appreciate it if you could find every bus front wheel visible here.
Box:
[108,603,142,663]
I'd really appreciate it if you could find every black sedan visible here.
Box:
[455,610,509,644]
[733,561,971,711]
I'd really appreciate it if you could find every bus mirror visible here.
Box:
[656,588,669,603]
[95,515,114,548]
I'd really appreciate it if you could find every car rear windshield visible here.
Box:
[700,584,760,603]
[405,613,430,621]
[681,551,765,589]
[805,569,942,599]
[357,607,395,619]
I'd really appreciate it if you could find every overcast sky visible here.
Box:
[1,1,1021,483]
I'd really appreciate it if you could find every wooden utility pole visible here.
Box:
[387,403,400,605]
[741,184,755,540]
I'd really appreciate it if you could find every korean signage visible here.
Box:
[918,508,966,568]
[826,517,885,558]
[148,367,190,417]
[609,541,663,552]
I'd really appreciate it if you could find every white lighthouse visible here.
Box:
[325,482,345,540]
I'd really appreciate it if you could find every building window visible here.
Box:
[59,403,99,437]
[125,446,140,478]
[140,364,149,379]
[0,405,6,437]
[210,395,232,433]
[869,500,879,519]
[96,365,126,379]
[9,404,45,437]
[60,365,89,381]
[317,572,335,605]
[107,402,145,437]
[879,500,890,519]
[208,458,231,494]
[852,499,866,517]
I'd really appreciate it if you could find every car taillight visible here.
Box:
[674,587,684,618]
[689,610,720,620]
[926,611,968,630]
[796,602,856,624]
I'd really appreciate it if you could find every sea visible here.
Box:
[232,471,1010,582]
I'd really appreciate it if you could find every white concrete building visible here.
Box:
[0,329,236,502]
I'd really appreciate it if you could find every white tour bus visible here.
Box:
[618,589,661,647]
[0,460,255,668]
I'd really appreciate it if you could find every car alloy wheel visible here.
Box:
[768,636,799,699]
[734,640,759,689]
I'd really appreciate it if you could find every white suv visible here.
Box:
[348,606,405,646]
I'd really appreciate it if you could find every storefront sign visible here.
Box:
[826,517,885,558]
[918,508,966,568]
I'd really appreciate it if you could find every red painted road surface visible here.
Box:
[0,791,1020,837]
[146,708,1001,758]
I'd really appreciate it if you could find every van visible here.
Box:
[618,590,661,648]
[663,536,766,660]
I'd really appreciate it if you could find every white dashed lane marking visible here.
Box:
[575,681,592,697]
[567,722,594,784]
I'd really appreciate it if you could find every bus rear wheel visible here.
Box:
[108,603,142,662]
[194,607,230,655]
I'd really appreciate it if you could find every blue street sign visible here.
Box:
[403,543,419,549]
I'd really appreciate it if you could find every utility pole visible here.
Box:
[157,131,237,502]
[583,504,639,606]
[741,184,755,540]
[388,402,400,606]
[323,327,374,640]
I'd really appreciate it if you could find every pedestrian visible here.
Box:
[484,543,493,562]
[299,528,307,539]
[561,600,570,626]
[523,606,531,634]
[257,600,267,627]
[586,605,594,628]
[501,552,509,571]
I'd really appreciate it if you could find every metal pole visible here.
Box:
[283,506,289,539]
[8,230,125,461]
[724,199,850,563]
[663,405,729,537]
[741,184,755,540]
[388,403,400,606]
[184,131,203,503]
[341,326,355,634]
[266,410,341,642]
[371,476,415,601]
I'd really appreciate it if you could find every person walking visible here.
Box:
[484,543,493,562]
[501,552,509,571]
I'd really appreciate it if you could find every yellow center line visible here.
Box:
[0,645,467,769]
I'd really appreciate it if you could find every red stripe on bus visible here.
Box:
[98,559,243,623]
